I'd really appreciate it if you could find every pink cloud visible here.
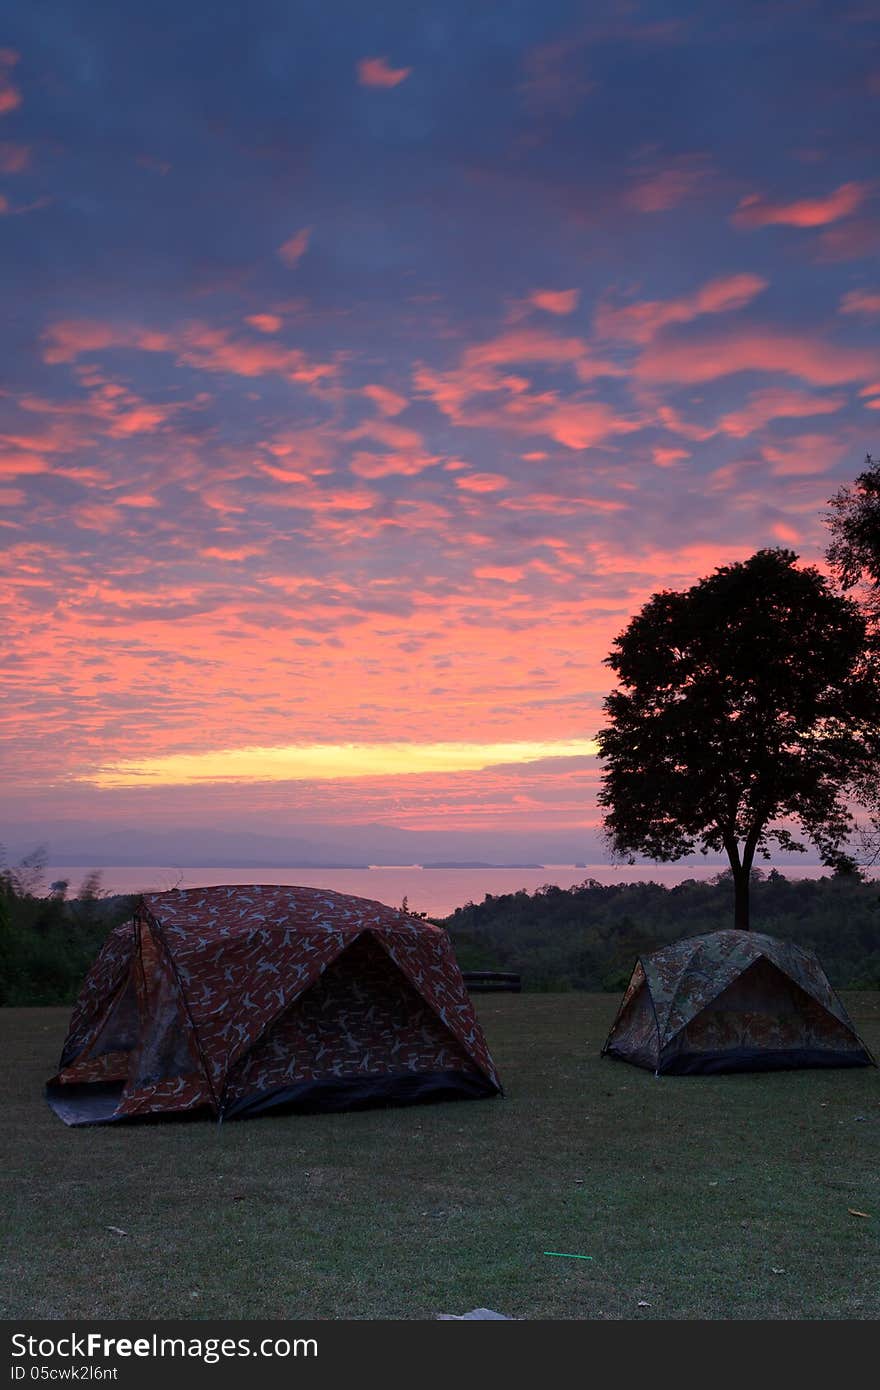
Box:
[595,273,767,344]
[415,336,638,451]
[519,36,594,117]
[652,447,690,467]
[0,449,48,478]
[524,400,640,450]
[529,289,580,315]
[815,218,880,262]
[625,160,707,213]
[461,327,620,375]
[0,141,28,172]
[636,327,880,386]
[839,289,880,316]
[0,82,20,116]
[362,384,408,416]
[42,319,335,386]
[347,417,425,452]
[115,493,160,509]
[761,433,850,476]
[454,472,509,493]
[0,49,20,115]
[732,182,867,228]
[136,154,172,176]
[245,313,283,334]
[357,57,411,88]
[349,451,439,480]
[474,565,525,583]
[500,492,627,515]
[278,228,311,268]
[198,545,266,562]
[715,387,845,437]
[771,522,801,543]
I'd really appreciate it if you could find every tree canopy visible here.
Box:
[827,453,880,607]
[595,549,880,930]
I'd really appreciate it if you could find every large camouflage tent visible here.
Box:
[46,884,502,1125]
[602,929,875,1075]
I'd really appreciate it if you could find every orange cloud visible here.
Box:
[839,289,880,316]
[278,228,311,268]
[732,182,867,228]
[357,57,411,88]
[595,273,767,344]
[529,289,580,315]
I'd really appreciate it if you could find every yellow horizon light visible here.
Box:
[88,738,601,789]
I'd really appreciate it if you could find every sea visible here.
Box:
[41,862,867,920]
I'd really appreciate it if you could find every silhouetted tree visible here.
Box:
[827,454,880,614]
[826,452,880,859]
[595,549,880,930]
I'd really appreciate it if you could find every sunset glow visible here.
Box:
[91,740,601,789]
[2,2,879,862]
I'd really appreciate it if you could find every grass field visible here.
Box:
[2,994,879,1321]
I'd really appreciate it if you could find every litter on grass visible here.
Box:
[543,1251,593,1260]
[436,1309,514,1320]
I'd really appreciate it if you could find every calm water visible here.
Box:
[44,862,854,919]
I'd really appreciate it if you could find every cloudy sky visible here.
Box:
[2,1,879,859]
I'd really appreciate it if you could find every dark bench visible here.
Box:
[462,971,521,993]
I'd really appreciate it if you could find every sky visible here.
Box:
[2,0,880,862]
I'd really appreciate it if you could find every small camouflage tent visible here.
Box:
[46,884,501,1125]
[602,929,875,1075]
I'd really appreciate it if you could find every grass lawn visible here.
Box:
[2,993,879,1321]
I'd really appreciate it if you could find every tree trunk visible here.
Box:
[732,865,750,931]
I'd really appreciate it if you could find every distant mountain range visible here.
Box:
[1,820,615,869]
[1,819,827,872]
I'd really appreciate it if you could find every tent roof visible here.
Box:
[638,929,854,1045]
[140,883,439,953]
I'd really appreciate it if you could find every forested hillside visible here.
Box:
[2,859,879,1004]
[445,870,880,992]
